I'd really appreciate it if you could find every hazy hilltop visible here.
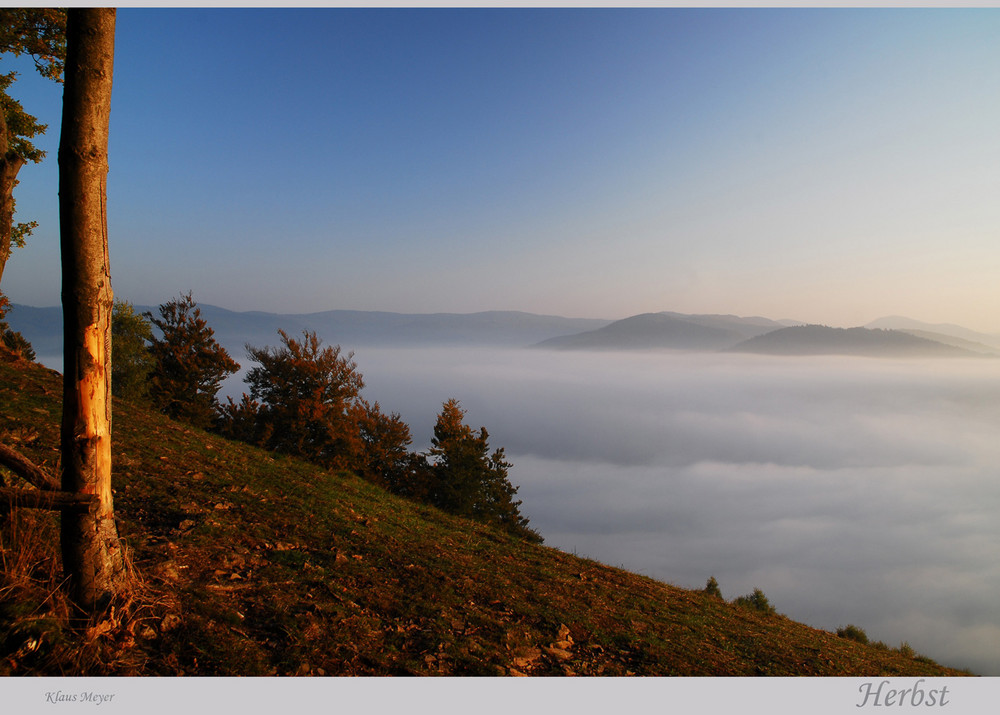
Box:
[865,316,1000,354]
[534,312,787,351]
[535,312,996,358]
[729,325,984,358]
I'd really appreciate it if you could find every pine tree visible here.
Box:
[145,292,239,429]
[425,399,539,541]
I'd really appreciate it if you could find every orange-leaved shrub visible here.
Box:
[217,332,540,541]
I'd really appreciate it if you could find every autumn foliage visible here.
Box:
[215,328,538,540]
[117,293,537,540]
[0,289,34,360]
[220,329,367,469]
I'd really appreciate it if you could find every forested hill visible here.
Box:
[534,312,786,351]
[728,325,987,358]
[0,356,970,676]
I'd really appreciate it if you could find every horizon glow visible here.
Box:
[1,8,999,332]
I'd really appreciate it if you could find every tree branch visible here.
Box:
[0,486,98,513]
[0,442,60,491]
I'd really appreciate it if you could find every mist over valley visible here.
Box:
[351,346,1000,676]
[7,304,1000,674]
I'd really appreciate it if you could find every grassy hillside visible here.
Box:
[0,355,970,676]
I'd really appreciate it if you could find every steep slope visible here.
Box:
[0,357,969,676]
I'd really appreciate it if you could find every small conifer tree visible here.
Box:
[424,399,540,541]
[704,576,723,599]
[145,292,239,428]
[110,298,153,401]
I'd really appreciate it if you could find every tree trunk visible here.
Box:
[0,107,26,287]
[58,7,126,611]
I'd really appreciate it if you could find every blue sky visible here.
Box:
[4,7,1000,330]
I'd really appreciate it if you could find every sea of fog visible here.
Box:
[339,347,1000,676]
[39,346,1000,674]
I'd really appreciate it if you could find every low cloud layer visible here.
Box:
[350,347,1000,675]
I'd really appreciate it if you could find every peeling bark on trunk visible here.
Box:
[58,8,126,611]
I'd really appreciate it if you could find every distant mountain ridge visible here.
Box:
[535,313,997,358]
[864,316,1000,353]
[7,303,996,363]
[193,305,615,353]
[5,304,613,362]
[535,312,788,351]
[729,325,986,358]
